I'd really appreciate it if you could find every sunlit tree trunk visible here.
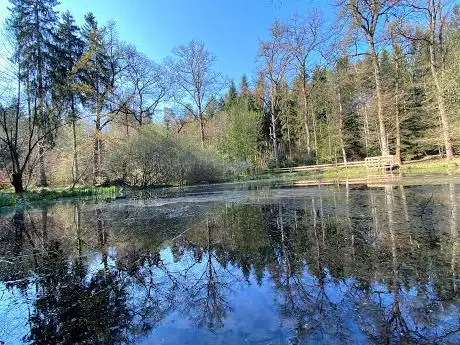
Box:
[311,102,319,164]
[369,41,389,156]
[270,83,280,168]
[301,71,311,155]
[429,45,453,158]
[392,35,402,165]
[337,87,347,164]
[428,0,453,158]
[93,99,102,185]
[71,110,79,187]
[199,117,205,149]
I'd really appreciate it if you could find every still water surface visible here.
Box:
[0,180,459,344]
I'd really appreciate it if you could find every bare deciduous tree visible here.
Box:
[167,40,223,148]
[121,46,169,127]
[258,22,293,168]
[285,10,329,156]
[397,0,455,158]
[337,0,402,156]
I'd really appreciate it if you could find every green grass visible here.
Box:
[321,166,369,179]
[233,166,369,183]
[0,197,17,207]
[236,158,460,183]
[0,185,118,208]
[400,159,460,173]
[35,185,118,199]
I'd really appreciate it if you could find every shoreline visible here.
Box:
[1,158,459,208]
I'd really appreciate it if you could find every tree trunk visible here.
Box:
[72,119,79,186]
[369,39,389,156]
[392,36,402,166]
[429,45,453,158]
[394,68,402,165]
[139,93,144,126]
[93,101,102,185]
[12,172,24,193]
[36,8,48,188]
[395,97,402,165]
[286,114,292,158]
[363,105,370,156]
[199,116,205,149]
[270,84,279,168]
[311,102,319,164]
[337,87,347,164]
[38,144,47,187]
[301,71,311,154]
[93,135,100,185]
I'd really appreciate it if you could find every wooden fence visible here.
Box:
[267,155,396,174]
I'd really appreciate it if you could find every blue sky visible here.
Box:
[0,0,336,84]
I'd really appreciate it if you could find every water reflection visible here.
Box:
[0,184,458,344]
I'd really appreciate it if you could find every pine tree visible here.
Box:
[51,11,84,185]
[240,74,250,98]
[335,53,363,162]
[75,12,116,185]
[7,0,60,186]
[224,81,238,110]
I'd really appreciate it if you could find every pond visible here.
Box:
[0,180,459,344]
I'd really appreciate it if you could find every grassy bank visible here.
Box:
[233,166,370,182]
[235,158,460,183]
[1,158,458,208]
[0,185,118,207]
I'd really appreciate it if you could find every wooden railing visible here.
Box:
[267,155,396,173]
[365,155,396,171]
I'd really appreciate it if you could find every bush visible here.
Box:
[106,125,226,187]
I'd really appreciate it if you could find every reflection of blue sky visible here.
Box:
[139,248,459,344]
[0,241,459,345]
[0,181,459,344]
[0,283,33,343]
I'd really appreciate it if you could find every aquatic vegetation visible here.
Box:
[0,186,118,207]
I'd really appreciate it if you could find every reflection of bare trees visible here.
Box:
[273,197,353,344]
[384,185,410,340]
[449,184,458,295]
[0,184,459,344]
[179,218,235,330]
[268,186,460,344]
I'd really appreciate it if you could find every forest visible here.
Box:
[0,0,459,193]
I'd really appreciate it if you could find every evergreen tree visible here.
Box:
[51,11,84,185]
[75,12,117,185]
[224,80,238,110]
[335,53,363,161]
[240,74,251,99]
[7,0,60,186]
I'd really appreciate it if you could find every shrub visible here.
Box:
[106,125,226,187]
